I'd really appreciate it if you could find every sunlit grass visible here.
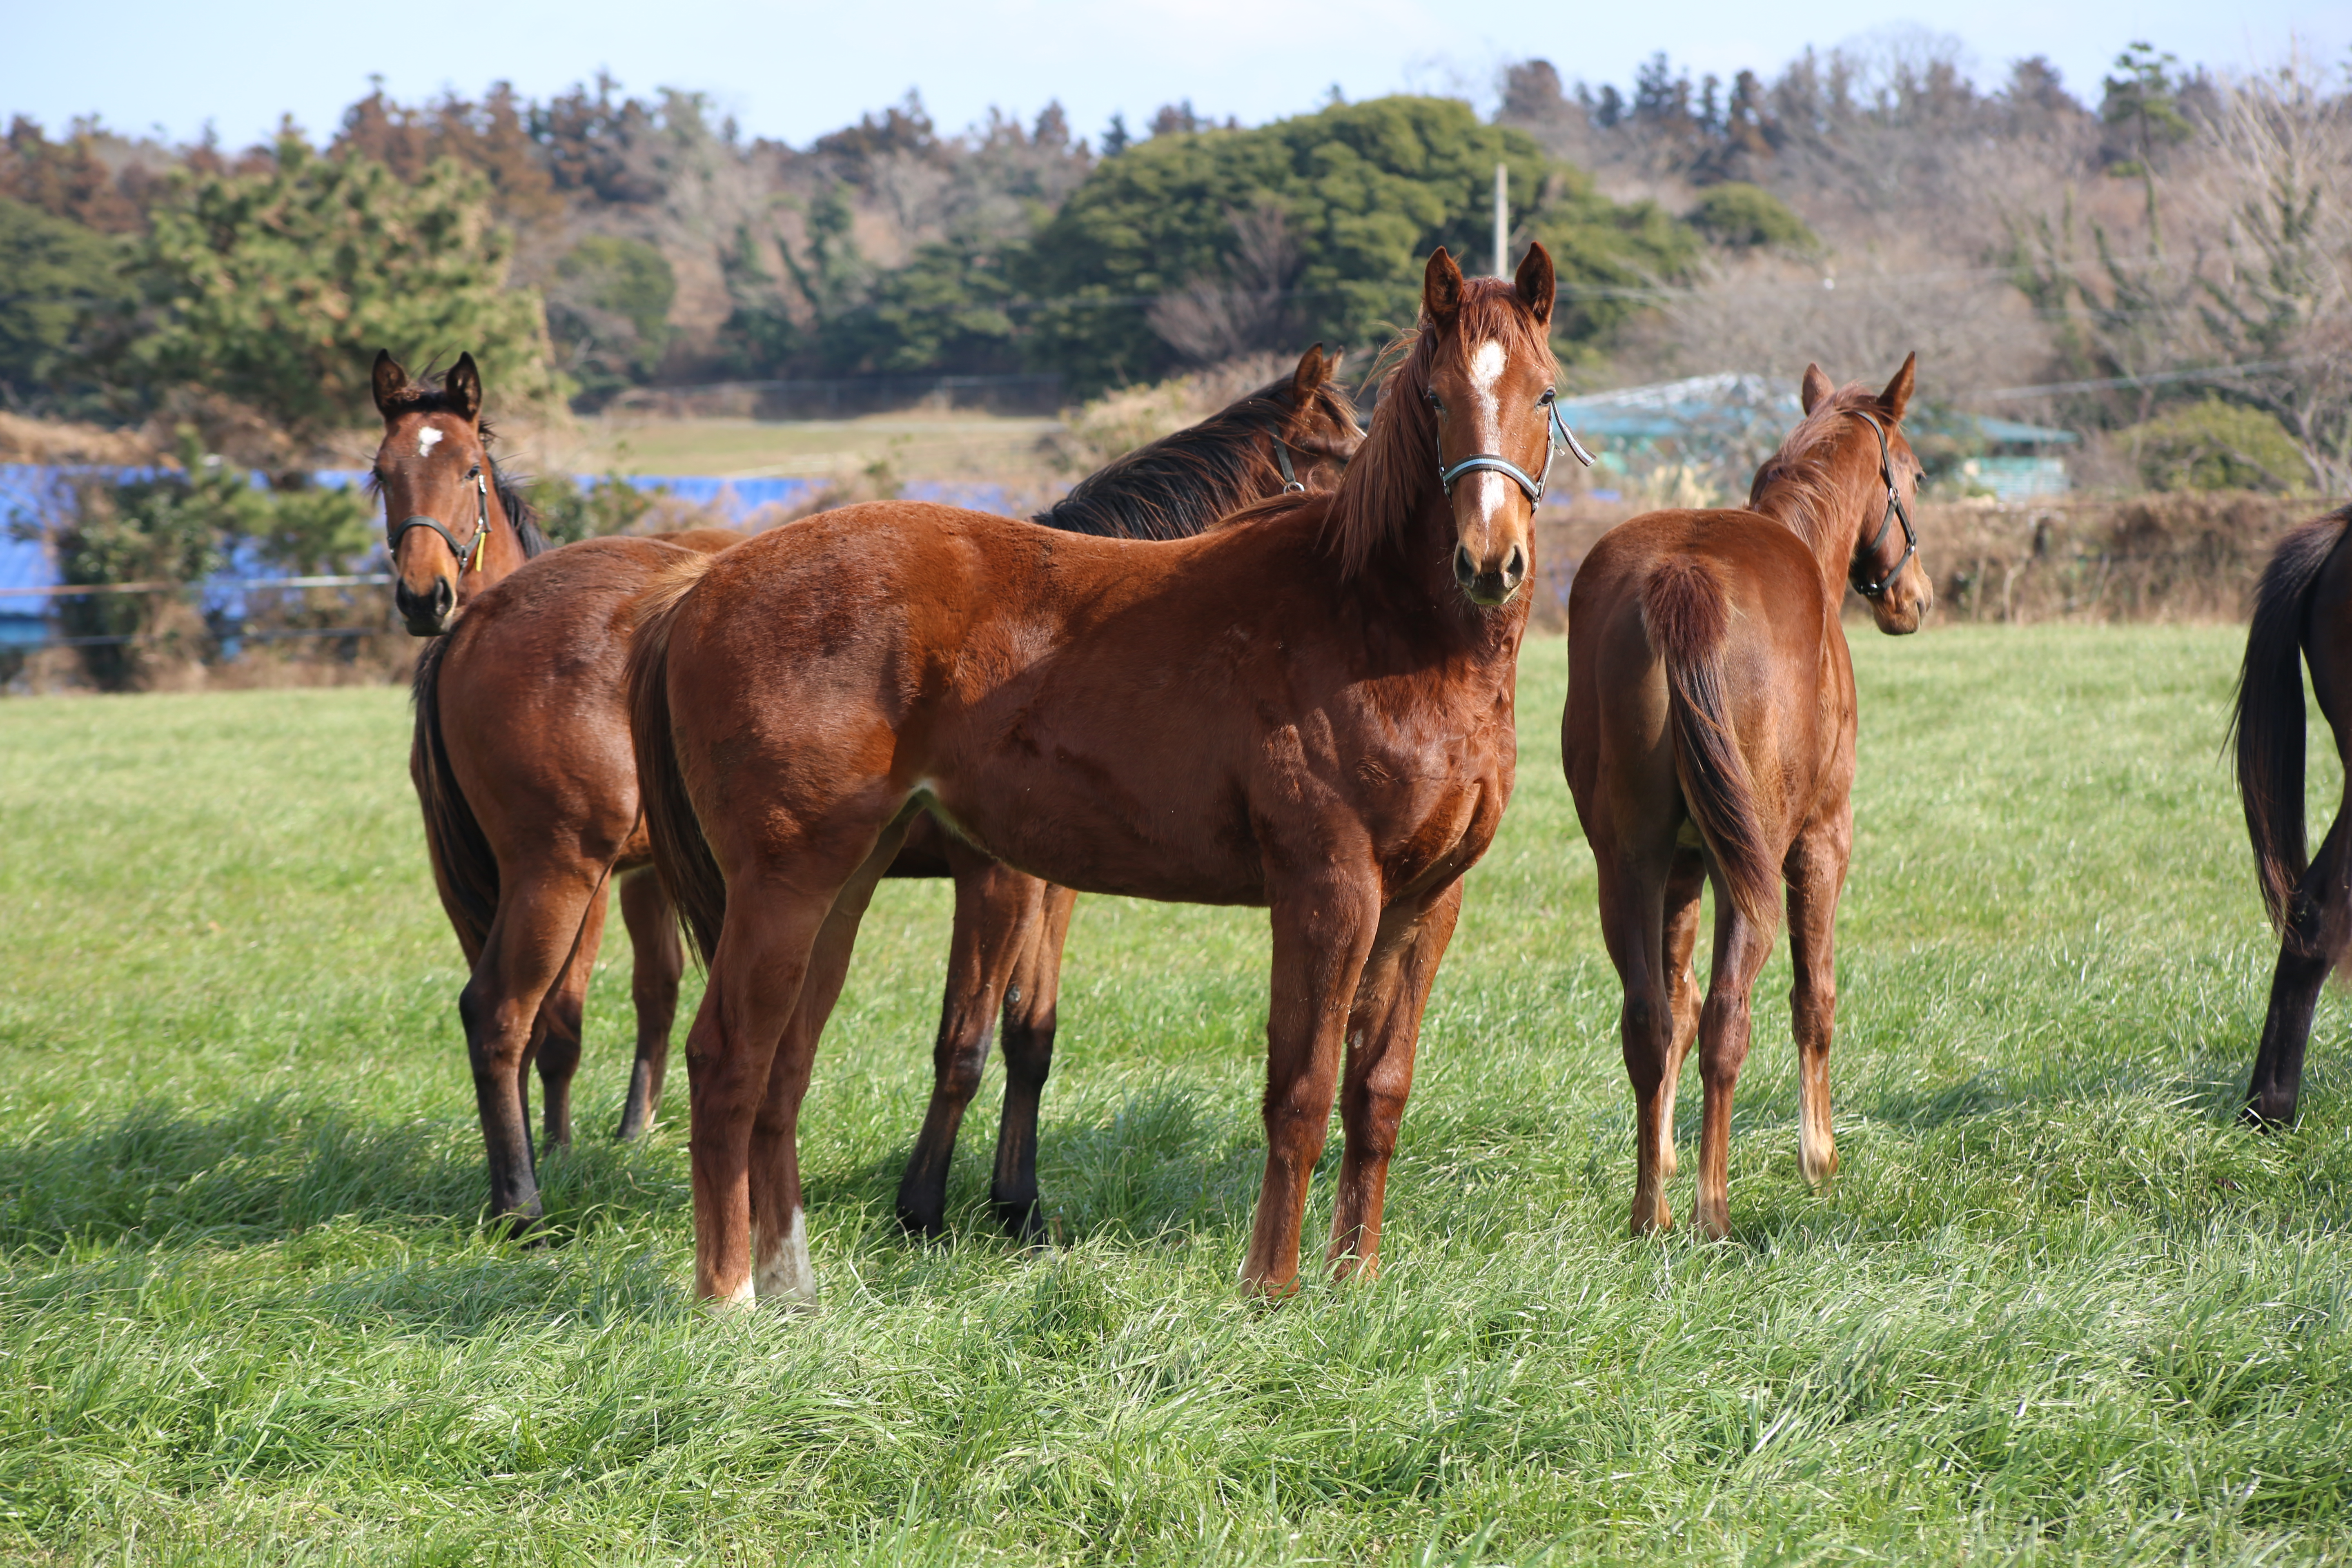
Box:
[1,626,2348,1564]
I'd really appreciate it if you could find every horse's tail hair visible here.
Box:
[2233,506,2352,936]
[1642,558,1778,927]
[625,553,727,967]
[410,632,497,959]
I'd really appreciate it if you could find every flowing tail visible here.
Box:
[2232,506,2352,935]
[625,553,728,966]
[1642,558,1778,926]
[411,632,497,960]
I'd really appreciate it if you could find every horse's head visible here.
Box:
[1274,343,1364,491]
[1419,245,1561,607]
[1798,353,1933,635]
[370,350,522,637]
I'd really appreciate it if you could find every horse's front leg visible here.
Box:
[1326,879,1463,1283]
[614,866,682,1141]
[1693,893,1781,1241]
[1243,867,1380,1298]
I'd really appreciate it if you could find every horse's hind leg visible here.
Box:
[1656,846,1706,1184]
[2247,815,2350,1127]
[1595,853,1676,1234]
[1327,879,1463,1282]
[1786,806,1853,1187]
[750,818,915,1305]
[992,884,1077,1241]
[531,877,611,1151]
[1693,895,1781,1241]
[461,871,601,1231]
[895,847,1046,1238]
[615,867,681,1140]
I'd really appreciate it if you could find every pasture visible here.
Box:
[2,624,2348,1564]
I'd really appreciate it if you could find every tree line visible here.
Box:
[2,42,2346,491]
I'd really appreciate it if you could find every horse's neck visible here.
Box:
[1756,457,1872,597]
[457,504,528,600]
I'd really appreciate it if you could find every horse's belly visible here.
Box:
[918,777,1265,906]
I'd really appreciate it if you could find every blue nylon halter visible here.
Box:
[1437,397,1595,504]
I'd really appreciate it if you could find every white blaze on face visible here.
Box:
[416,426,443,457]
[1462,340,1513,543]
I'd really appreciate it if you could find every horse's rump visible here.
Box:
[2235,505,2352,936]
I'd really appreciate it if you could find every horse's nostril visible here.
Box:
[1505,544,1526,584]
[1454,544,1477,585]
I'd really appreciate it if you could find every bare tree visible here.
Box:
[2188,60,2352,492]
[1147,203,1302,364]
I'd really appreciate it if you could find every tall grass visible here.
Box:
[0,626,2346,1564]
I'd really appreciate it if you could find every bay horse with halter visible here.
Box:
[628,246,1571,1305]
[371,352,550,637]
[2231,501,2352,1127]
[1563,356,1932,1241]
[389,345,1362,1232]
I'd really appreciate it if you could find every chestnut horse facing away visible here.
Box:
[1564,357,1933,1241]
[407,348,1362,1232]
[2231,502,2352,1126]
[629,247,1564,1306]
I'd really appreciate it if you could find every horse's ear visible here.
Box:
[1800,363,1833,415]
[446,352,483,424]
[372,350,410,420]
[1514,242,1555,331]
[1292,343,1327,399]
[1879,352,1916,421]
[1423,248,1464,326]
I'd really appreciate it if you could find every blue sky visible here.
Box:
[4,0,2344,150]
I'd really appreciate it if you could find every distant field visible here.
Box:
[2,626,2349,1564]
[558,410,1066,485]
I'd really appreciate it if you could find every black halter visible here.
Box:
[390,467,491,575]
[1846,410,1918,600]
[1273,437,1307,494]
[1437,393,1595,504]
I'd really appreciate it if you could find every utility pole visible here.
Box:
[1493,162,1508,277]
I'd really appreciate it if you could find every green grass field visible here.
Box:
[3,626,2349,1565]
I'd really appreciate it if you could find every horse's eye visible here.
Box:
[1539,388,1557,406]
[1425,390,1443,413]
[468,465,482,479]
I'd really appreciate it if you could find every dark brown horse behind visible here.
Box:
[1564,357,1933,1240]
[2232,502,2352,1126]
[393,347,1362,1230]
[629,247,1562,1307]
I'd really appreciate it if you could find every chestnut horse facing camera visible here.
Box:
[2231,500,2352,1127]
[629,246,1563,1305]
[370,352,550,637]
[399,346,1362,1234]
[1563,355,1932,1242]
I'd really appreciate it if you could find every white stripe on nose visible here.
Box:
[416,428,443,456]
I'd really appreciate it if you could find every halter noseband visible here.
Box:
[389,468,492,575]
[1438,395,1595,504]
[1845,410,1918,600]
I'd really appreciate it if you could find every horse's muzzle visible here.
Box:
[396,575,457,637]
[1454,541,1527,607]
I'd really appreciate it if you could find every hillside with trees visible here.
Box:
[1,41,2346,488]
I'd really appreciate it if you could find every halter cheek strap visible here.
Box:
[1438,398,1595,505]
[1845,410,1918,600]
[1273,438,1306,494]
[389,470,492,575]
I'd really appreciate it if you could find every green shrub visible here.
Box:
[2124,399,2307,493]
[1686,182,1818,252]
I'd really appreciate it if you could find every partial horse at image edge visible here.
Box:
[2232,500,2352,1127]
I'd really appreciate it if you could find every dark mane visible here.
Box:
[1747,381,1891,549]
[373,368,552,560]
[1033,369,1358,542]
[1320,279,1559,578]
